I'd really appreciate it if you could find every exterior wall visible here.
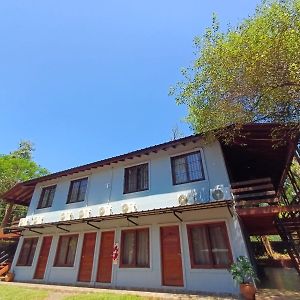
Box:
[25,141,231,224]
[11,207,248,295]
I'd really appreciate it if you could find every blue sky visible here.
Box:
[0,1,261,172]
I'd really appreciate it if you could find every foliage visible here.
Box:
[284,158,300,203]
[171,0,300,139]
[0,141,49,224]
[229,256,258,284]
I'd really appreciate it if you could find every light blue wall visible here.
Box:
[12,207,247,295]
[26,140,231,221]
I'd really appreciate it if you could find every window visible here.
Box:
[120,228,149,268]
[37,185,56,209]
[16,238,38,266]
[67,178,88,203]
[124,163,148,194]
[54,235,78,267]
[187,222,233,268]
[171,151,204,185]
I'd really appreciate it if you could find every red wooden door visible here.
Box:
[96,231,115,283]
[34,236,52,279]
[160,226,184,286]
[78,232,97,282]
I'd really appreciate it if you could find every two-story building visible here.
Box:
[2,123,299,295]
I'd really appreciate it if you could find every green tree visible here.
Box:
[284,158,300,203]
[171,0,300,139]
[0,141,49,224]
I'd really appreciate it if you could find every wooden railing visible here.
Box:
[231,177,278,208]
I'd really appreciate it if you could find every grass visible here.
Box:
[0,284,48,300]
[63,293,144,300]
[0,285,147,300]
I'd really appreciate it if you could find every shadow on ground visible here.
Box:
[256,267,300,300]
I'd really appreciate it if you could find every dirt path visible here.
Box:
[257,289,300,300]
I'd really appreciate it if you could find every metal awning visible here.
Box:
[4,201,233,235]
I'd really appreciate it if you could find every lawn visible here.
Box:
[0,284,48,300]
[64,293,143,300]
[0,285,145,300]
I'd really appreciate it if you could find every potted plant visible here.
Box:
[229,256,258,300]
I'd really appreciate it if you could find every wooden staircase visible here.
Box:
[0,250,11,280]
[232,177,278,209]
[232,177,300,274]
[275,164,300,275]
[275,216,300,275]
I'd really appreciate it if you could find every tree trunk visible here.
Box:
[1,203,14,228]
[261,235,275,258]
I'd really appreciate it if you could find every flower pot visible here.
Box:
[240,283,256,300]
[4,272,14,282]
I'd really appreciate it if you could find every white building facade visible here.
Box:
[9,136,249,295]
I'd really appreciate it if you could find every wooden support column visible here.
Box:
[1,202,14,228]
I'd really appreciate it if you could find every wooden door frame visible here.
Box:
[159,223,185,288]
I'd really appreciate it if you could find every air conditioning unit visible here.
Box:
[65,211,74,221]
[33,216,44,225]
[121,202,137,214]
[178,194,188,206]
[18,218,27,227]
[78,209,92,219]
[60,212,65,221]
[210,185,230,201]
[78,209,85,219]
[99,204,112,216]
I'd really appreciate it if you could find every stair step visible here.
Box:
[276,219,300,275]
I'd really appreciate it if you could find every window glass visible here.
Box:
[136,229,149,267]
[124,164,149,194]
[171,151,204,185]
[67,178,88,203]
[209,225,231,266]
[174,157,188,183]
[55,236,69,266]
[16,238,38,266]
[122,231,135,265]
[190,226,210,265]
[187,223,232,268]
[121,229,149,268]
[37,185,56,209]
[78,179,88,202]
[66,236,78,266]
[54,235,78,267]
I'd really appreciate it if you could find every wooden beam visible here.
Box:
[235,198,279,207]
[231,177,271,188]
[236,205,300,216]
[232,183,274,193]
[234,190,275,200]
